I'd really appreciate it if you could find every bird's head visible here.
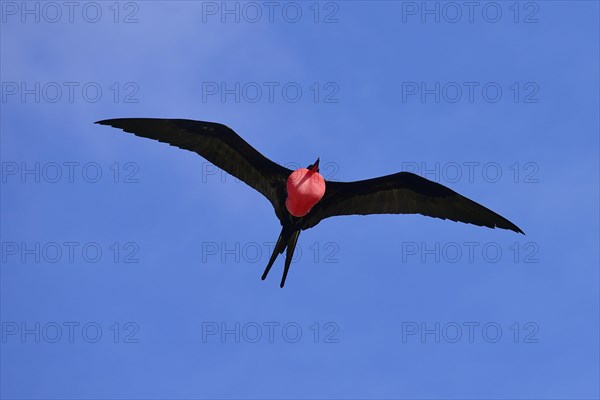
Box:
[285,157,326,217]
[307,157,320,173]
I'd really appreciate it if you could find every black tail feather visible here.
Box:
[261,227,301,287]
[280,230,300,288]
[261,229,287,281]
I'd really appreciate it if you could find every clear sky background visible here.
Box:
[1,1,599,399]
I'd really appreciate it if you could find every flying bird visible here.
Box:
[96,118,524,287]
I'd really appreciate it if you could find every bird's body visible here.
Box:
[96,118,524,287]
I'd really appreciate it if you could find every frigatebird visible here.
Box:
[96,118,524,287]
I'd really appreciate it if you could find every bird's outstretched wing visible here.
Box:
[302,172,524,234]
[96,118,291,213]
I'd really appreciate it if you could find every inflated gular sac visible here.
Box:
[285,168,326,217]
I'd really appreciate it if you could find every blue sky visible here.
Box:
[1,1,599,399]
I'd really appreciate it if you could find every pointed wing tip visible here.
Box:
[95,119,115,126]
[95,118,145,126]
[94,118,152,132]
[499,222,525,235]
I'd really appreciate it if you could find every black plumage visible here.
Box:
[96,118,524,287]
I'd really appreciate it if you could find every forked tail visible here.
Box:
[261,227,301,288]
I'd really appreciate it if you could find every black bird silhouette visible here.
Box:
[96,118,524,287]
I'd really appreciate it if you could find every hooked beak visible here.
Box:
[310,158,320,172]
